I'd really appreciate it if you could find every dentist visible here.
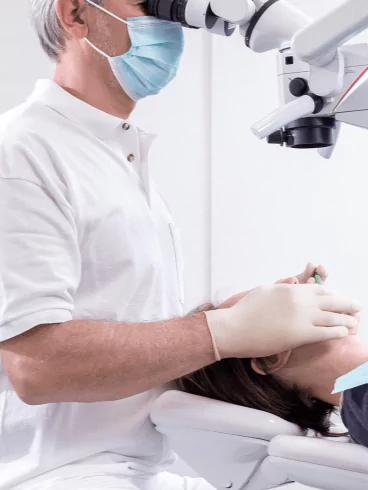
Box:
[0,1,360,489]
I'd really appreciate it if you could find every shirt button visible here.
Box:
[127,153,135,163]
[122,123,130,131]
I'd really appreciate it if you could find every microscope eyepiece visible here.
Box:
[146,0,191,26]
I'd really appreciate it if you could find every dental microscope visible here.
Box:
[146,0,368,158]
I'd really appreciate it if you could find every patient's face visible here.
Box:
[273,335,368,405]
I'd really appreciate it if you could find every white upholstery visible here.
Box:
[151,390,301,489]
[151,390,368,490]
[266,435,368,490]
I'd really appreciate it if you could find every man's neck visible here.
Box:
[54,58,136,120]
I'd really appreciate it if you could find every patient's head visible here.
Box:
[177,335,368,436]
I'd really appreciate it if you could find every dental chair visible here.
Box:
[150,390,368,490]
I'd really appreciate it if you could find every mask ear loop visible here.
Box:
[84,36,111,58]
[84,0,165,27]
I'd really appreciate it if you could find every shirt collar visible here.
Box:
[28,79,152,142]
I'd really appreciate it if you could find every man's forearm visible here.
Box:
[1,314,215,404]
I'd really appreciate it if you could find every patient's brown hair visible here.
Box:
[177,356,336,437]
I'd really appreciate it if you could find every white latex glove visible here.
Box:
[204,284,360,360]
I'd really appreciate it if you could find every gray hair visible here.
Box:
[29,0,103,60]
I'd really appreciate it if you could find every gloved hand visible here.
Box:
[204,284,360,360]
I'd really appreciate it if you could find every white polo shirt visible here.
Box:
[0,80,186,488]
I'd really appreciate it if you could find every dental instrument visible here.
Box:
[313,272,322,284]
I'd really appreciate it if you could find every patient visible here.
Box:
[177,282,368,438]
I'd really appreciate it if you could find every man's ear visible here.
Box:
[251,351,292,376]
[55,0,89,39]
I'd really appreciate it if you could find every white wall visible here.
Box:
[0,0,53,112]
[211,0,368,346]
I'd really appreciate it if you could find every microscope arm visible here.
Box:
[147,0,368,58]
[293,0,368,67]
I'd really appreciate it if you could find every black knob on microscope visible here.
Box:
[268,130,285,146]
[289,78,309,97]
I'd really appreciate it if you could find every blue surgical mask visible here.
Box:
[85,1,184,101]
[333,361,368,394]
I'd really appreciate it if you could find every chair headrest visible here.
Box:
[151,390,302,441]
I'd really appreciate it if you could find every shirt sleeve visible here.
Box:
[0,177,81,342]
[341,384,368,448]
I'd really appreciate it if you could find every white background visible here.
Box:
[1,1,368,488]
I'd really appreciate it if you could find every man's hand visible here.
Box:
[204,284,360,360]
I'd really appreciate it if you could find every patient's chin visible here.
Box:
[326,335,367,363]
